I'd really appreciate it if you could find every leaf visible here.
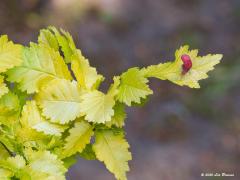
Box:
[79,90,115,123]
[93,129,132,180]
[38,28,59,51]
[0,143,10,160]
[144,45,223,88]
[0,91,20,115]
[79,144,96,160]
[0,151,66,180]
[0,168,12,179]
[117,67,153,106]
[71,50,104,90]
[5,155,26,170]
[15,124,51,149]
[0,135,15,154]
[27,150,67,179]
[0,75,8,99]
[21,101,66,136]
[62,155,78,169]
[36,79,83,124]
[0,35,22,73]
[49,27,77,63]
[62,120,94,158]
[107,76,120,97]
[0,155,26,177]
[106,103,126,128]
[6,43,72,93]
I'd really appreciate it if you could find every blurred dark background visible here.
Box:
[1,0,240,179]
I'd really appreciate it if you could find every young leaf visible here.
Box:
[36,79,83,124]
[21,101,66,136]
[144,45,223,88]
[71,50,104,90]
[62,120,94,158]
[6,43,72,93]
[0,35,22,73]
[117,67,153,106]
[79,90,115,123]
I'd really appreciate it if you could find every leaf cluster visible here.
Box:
[0,27,222,179]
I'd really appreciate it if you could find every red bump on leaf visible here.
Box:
[181,54,192,74]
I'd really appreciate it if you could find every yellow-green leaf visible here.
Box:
[0,35,22,73]
[0,76,8,98]
[0,144,10,160]
[21,101,66,136]
[0,168,12,179]
[62,120,94,158]
[49,27,77,63]
[0,91,19,114]
[71,50,104,90]
[117,67,153,106]
[6,43,72,93]
[36,79,83,124]
[144,45,223,88]
[0,155,26,175]
[38,28,59,51]
[0,91,19,127]
[79,90,115,123]
[27,150,67,179]
[93,129,132,180]
[106,103,126,128]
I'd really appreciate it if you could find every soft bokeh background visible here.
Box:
[1,0,240,179]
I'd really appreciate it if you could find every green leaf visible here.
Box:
[93,129,132,180]
[144,45,223,88]
[71,50,104,90]
[117,67,153,106]
[79,90,115,123]
[79,144,96,160]
[62,155,78,169]
[36,79,83,124]
[62,120,94,158]
[106,103,126,128]
[0,35,22,73]
[6,43,72,93]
